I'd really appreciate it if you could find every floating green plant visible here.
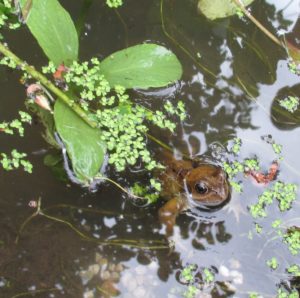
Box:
[266,257,279,270]
[249,182,297,218]
[181,264,197,283]
[287,264,300,277]
[106,0,123,8]
[0,111,31,137]
[277,287,299,298]
[0,149,32,173]
[284,228,300,255]
[278,96,299,113]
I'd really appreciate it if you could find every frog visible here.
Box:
[158,151,230,236]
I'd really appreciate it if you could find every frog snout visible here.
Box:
[216,167,227,181]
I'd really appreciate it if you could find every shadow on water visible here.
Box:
[1,0,300,297]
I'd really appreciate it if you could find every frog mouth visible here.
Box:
[189,196,229,210]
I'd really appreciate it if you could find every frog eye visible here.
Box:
[194,182,208,194]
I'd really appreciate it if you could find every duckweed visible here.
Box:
[43,59,185,173]
[278,96,299,113]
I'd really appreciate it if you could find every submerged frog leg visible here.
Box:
[159,197,186,236]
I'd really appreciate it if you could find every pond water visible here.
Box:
[1,0,300,297]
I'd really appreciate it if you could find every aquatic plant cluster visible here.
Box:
[106,0,123,8]
[0,149,32,173]
[287,59,300,76]
[131,179,162,203]
[43,59,186,173]
[223,137,300,296]
[0,108,32,172]
[177,263,247,297]
[178,257,300,298]
[0,1,33,173]
[0,0,300,297]
[278,96,300,113]
[249,182,297,218]
[0,0,184,190]
[284,228,300,256]
[178,264,215,298]
[0,0,21,30]
[223,137,284,192]
[0,111,31,137]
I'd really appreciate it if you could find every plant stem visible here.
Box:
[146,133,173,152]
[232,0,283,48]
[0,42,97,128]
[16,198,170,250]
[11,288,59,298]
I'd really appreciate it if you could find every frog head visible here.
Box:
[184,164,230,208]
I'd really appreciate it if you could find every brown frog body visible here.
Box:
[158,152,230,235]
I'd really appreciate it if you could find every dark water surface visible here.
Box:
[1,0,300,297]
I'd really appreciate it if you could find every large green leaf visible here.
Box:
[20,0,78,66]
[99,44,182,89]
[198,0,254,20]
[54,100,106,184]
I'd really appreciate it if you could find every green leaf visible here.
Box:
[54,100,106,184]
[20,0,78,66]
[198,0,254,20]
[100,44,182,89]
